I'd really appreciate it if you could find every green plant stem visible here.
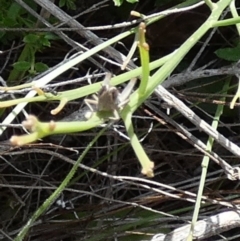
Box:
[121,105,154,177]
[0,53,172,109]
[212,16,240,27]
[186,78,230,241]
[229,0,240,35]
[5,0,233,153]
[229,0,240,112]
[204,0,216,10]
[14,124,108,241]
[138,23,150,96]
[122,0,232,117]
[119,0,231,178]
[230,78,240,109]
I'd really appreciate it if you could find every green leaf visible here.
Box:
[66,0,76,10]
[113,0,123,6]
[34,62,49,72]
[127,0,138,3]
[44,33,59,41]
[23,34,39,44]
[41,37,51,47]
[113,0,137,6]
[59,0,66,8]
[7,3,22,20]
[215,44,240,61]
[13,61,31,71]
[3,17,17,27]
[59,0,76,9]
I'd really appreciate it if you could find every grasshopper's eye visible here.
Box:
[110,88,119,102]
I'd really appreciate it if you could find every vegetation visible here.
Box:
[1,0,240,240]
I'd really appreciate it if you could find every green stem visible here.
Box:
[14,125,108,241]
[212,16,240,27]
[187,78,230,241]
[138,23,150,96]
[121,105,154,177]
[204,0,216,10]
